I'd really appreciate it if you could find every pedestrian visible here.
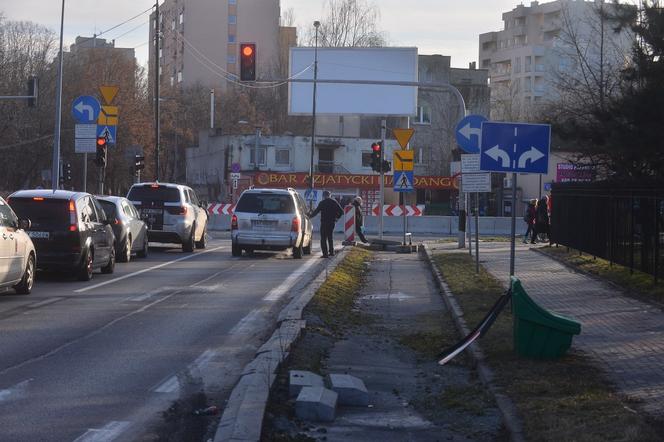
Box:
[524,199,537,244]
[535,195,550,243]
[352,196,369,243]
[309,190,344,257]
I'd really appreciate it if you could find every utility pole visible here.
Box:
[154,1,161,181]
[308,21,320,210]
[51,0,65,190]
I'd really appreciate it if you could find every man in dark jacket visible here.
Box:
[309,190,343,257]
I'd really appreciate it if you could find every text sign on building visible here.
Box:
[393,150,414,171]
[480,122,550,174]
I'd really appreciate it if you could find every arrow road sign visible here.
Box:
[456,114,487,154]
[71,96,101,124]
[394,171,414,192]
[480,122,551,174]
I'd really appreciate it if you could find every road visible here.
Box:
[0,234,327,442]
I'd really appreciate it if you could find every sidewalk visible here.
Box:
[463,242,664,419]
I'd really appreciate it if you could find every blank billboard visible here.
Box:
[289,47,418,116]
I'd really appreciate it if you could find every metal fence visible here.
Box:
[551,182,664,281]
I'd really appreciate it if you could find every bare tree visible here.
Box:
[280,7,296,27]
[303,0,387,47]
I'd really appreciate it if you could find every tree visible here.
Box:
[303,0,387,47]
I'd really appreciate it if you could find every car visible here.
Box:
[127,182,208,252]
[231,187,313,259]
[97,196,149,262]
[8,190,116,281]
[0,196,36,294]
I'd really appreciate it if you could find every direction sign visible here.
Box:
[230,172,241,180]
[393,150,414,171]
[98,105,119,126]
[72,96,101,124]
[99,85,119,105]
[75,138,96,154]
[480,122,551,174]
[456,114,487,154]
[393,171,414,192]
[75,123,97,139]
[392,128,414,149]
[97,125,117,144]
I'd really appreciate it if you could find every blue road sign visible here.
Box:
[455,114,487,154]
[71,96,101,124]
[394,171,414,192]
[480,122,550,174]
[304,189,318,202]
[97,125,117,144]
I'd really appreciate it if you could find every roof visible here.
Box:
[9,189,88,200]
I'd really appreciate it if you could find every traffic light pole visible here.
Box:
[379,120,386,240]
[82,154,87,192]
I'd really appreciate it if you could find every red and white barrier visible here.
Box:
[371,204,425,217]
[343,205,356,244]
[207,203,235,215]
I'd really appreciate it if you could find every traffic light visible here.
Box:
[96,136,108,168]
[134,154,145,172]
[27,76,38,107]
[381,159,391,173]
[370,142,382,172]
[240,43,256,81]
[63,162,72,184]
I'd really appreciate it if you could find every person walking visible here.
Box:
[535,195,550,243]
[352,196,369,243]
[309,190,344,257]
[524,199,537,244]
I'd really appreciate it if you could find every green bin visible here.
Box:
[511,276,581,359]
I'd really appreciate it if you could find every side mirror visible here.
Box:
[18,219,31,230]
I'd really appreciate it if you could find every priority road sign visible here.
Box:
[393,171,414,192]
[392,128,414,149]
[456,114,487,154]
[72,96,101,124]
[98,105,119,126]
[480,122,551,174]
[393,150,414,171]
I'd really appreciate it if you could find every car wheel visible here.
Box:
[195,226,207,249]
[101,246,116,274]
[14,253,35,295]
[78,249,94,281]
[118,236,131,263]
[232,243,242,257]
[293,242,303,259]
[183,226,195,252]
[137,236,149,258]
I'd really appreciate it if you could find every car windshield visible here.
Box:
[127,185,180,203]
[235,193,295,214]
[9,198,69,230]
[98,200,118,220]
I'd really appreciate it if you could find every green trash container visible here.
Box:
[511,276,581,359]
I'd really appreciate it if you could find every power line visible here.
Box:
[75,6,154,47]
[110,19,149,42]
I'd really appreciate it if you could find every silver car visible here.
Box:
[127,182,208,252]
[231,188,313,259]
[0,196,36,294]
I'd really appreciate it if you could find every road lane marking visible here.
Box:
[153,375,179,394]
[75,246,225,293]
[229,309,265,336]
[0,379,32,403]
[72,421,131,442]
[27,297,66,308]
[152,349,217,394]
[263,258,319,301]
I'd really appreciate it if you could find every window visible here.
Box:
[228,15,237,25]
[0,202,17,227]
[525,56,532,72]
[250,147,266,166]
[227,55,236,64]
[170,76,174,86]
[177,70,183,83]
[362,152,373,167]
[229,0,237,4]
[171,19,175,30]
[275,149,290,166]
[228,34,236,43]
[415,148,424,164]
[414,105,431,124]
[514,57,521,73]
[179,12,184,24]
[235,193,295,214]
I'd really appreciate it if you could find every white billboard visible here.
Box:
[289,47,418,116]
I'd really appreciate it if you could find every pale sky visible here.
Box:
[0,0,526,69]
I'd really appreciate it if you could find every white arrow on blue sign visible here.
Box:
[455,114,487,154]
[71,96,101,124]
[480,122,551,174]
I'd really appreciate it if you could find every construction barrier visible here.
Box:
[371,204,425,217]
[343,205,356,245]
[207,203,235,215]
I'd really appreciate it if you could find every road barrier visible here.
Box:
[371,204,425,216]
[343,205,356,244]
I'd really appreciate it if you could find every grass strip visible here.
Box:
[432,251,663,441]
[539,246,664,305]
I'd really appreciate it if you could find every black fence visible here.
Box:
[551,182,664,281]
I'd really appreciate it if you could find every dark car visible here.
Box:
[8,190,116,281]
[97,196,149,262]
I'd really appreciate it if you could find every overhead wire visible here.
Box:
[74,5,154,47]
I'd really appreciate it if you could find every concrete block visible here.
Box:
[327,373,370,406]
[289,370,324,398]
[295,386,338,422]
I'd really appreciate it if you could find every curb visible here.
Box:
[422,244,525,442]
[213,249,350,442]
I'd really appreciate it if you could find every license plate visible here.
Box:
[142,208,163,215]
[28,231,49,239]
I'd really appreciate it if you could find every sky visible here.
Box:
[0,0,526,69]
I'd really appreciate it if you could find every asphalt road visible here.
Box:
[0,235,328,442]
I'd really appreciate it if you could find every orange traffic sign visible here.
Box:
[393,128,414,149]
[99,85,119,105]
[393,150,414,171]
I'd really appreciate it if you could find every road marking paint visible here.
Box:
[153,375,179,394]
[152,349,217,394]
[0,379,32,403]
[75,246,225,293]
[229,309,265,336]
[190,270,224,287]
[27,297,65,308]
[263,258,318,301]
[73,421,131,442]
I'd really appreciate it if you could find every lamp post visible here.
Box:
[51,0,65,190]
[308,20,320,209]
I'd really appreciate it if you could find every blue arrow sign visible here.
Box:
[97,125,117,145]
[480,122,551,174]
[456,114,487,154]
[394,171,414,192]
[71,95,101,124]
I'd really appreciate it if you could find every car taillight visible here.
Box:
[291,217,300,232]
[165,206,187,215]
[114,218,121,225]
[69,200,78,232]
[231,214,238,230]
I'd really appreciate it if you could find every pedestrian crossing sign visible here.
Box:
[393,171,414,192]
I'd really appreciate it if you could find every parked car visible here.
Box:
[127,182,208,252]
[231,187,313,258]
[8,190,116,281]
[0,196,36,294]
[97,196,149,262]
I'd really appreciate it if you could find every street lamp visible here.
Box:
[51,0,65,190]
[309,20,320,209]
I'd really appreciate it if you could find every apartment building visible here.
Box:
[479,0,632,121]
[149,0,285,90]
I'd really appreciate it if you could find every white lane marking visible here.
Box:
[153,375,179,394]
[152,349,217,394]
[72,421,131,442]
[75,246,225,293]
[263,258,318,302]
[190,270,224,287]
[229,309,264,336]
[0,379,32,403]
[28,297,65,308]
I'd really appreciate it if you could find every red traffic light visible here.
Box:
[371,142,381,152]
[242,45,254,57]
[240,43,256,81]
[97,136,107,147]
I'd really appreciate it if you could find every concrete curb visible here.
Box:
[214,249,350,442]
[422,244,525,442]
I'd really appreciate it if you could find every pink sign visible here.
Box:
[556,163,594,183]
